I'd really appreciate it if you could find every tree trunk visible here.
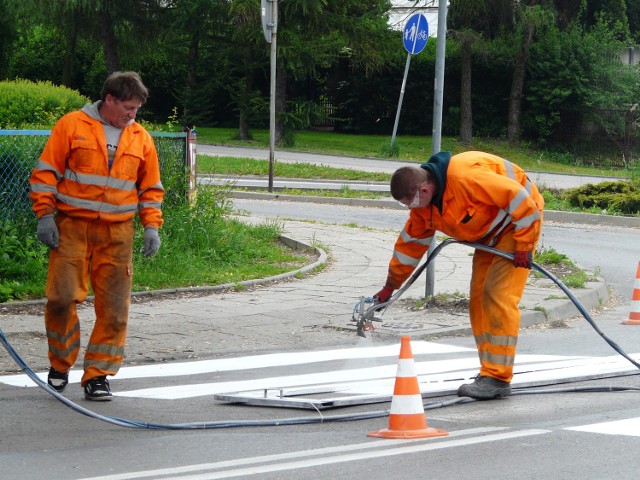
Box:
[459,38,473,145]
[238,49,254,140]
[187,31,199,91]
[183,29,200,123]
[507,21,534,143]
[99,8,120,74]
[275,61,287,146]
[62,11,78,87]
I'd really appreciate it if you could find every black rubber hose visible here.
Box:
[369,238,640,371]
[0,327,390,429]
[460,241,640,371]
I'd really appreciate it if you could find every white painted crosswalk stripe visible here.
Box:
[566,417,640,437]
[1,341,638,409]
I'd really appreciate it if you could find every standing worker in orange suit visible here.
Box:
[29,71,164,401]
[373,151,544,399]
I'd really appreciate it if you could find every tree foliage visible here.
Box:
[1,0,640,160]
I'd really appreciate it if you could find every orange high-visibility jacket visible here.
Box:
[386,151,544,289]
[29,110,164,228]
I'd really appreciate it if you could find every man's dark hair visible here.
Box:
[390,167,430,200]
[101,71,149,104]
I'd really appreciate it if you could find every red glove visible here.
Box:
[373,286,394,304]
[513,250,533,269]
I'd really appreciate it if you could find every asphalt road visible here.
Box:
[2,148,640,480]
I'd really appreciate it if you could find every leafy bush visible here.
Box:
[0,79,89,128]
[0,215,49,301]
[563,179,640,215]
[0,183,307,301]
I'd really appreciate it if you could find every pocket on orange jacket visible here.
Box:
[70,138,100,174]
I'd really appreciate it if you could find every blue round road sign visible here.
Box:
[403,13,429,55]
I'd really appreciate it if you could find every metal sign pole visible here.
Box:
[268,0,278,192]
[425,0,448,298]
[262,0,278,192]
[392,13,429,152]
[431,1,447,154]
[390,53,412,150]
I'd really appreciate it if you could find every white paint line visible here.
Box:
[79,429,548,480]
[566,416,640,437]
[114,354,635,401]
[76,427,507,480]
[0,340,473,388]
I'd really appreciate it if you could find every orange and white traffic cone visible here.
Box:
[623,261,640,325]
[368,336,448,439]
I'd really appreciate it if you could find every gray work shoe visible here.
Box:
[457,375,511,399]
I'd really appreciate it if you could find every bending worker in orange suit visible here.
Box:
[29,71,164,401]
[373,151,544,400]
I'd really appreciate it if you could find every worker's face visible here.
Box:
[399,182,436,209]
[102,94,142,128]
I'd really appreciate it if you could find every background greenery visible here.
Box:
[1,1,640,167]
[3,121,639,303]
[3,1,640,302]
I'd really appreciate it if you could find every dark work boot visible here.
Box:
[457,375,511,399]
[84,376,112,401]
[47,367,69,392]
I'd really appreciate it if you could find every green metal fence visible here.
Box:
[0,130,194,222]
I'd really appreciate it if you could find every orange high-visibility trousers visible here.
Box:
[468,225,540,383]
[44,213,134,386]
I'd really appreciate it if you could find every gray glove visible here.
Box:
[142,226,160,257]
[37,214,59,249]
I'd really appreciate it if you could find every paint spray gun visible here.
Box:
[351,296,388,338]
[352,238,458,338]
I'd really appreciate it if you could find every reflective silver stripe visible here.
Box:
[46,323,80,345]
[35,159,63,179]
[48,339,81,359]
[139,200,163,210]
[479,350,515,367]
[524,177,533,194]
[64,169,136,191]
[485,209,509,235]
[400,228,433,246]
[83,359,122,372]
[140,181,165,194]
[475,333,518,347]
[57,193,138,214]
[46,323,81,359]
[30,183,57,194]
[393,250,421,267]
[503,159,516,180]
[86,343,125,357]
[514,210,541,230]
[481,210,512,247]
[487,223,511,246]
[508,188,529,213]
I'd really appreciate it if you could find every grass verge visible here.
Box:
[0,186,315,303]
[196,127,630,178]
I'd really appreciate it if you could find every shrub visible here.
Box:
[0,79,89,129]
[563,179,640,215]
[0,215,48,301]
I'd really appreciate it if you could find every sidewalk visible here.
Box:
[0,216,608,375]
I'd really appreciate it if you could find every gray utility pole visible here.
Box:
[261,0,278,192]
[425,0,447,298]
